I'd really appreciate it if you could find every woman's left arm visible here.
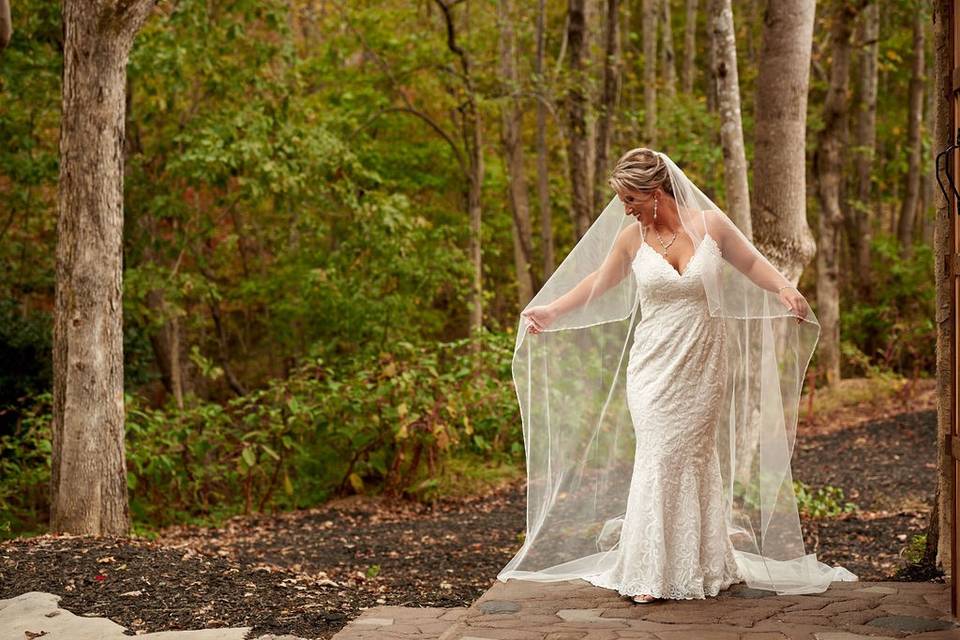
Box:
[705,210,810,321]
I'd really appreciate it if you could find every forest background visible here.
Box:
[0,0,936,543]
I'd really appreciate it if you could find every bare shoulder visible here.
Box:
[701,209,725,234]
[614,220,644,258]
[701,209,735,253]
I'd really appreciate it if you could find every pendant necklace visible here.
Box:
[651,197,677,255]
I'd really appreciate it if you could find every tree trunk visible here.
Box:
[660,0,676,99]
[0,0,11,51]
[705,0,717,112]
[708,0,751,236]
[750,0,817,283]
[146,290,184,410]
[51,0,156,536]
[566,0,592,238]
[535,0,556,277]
[642,0,658,143]
[594,0,622,213]
[846,1,879,299]
[896,6,926,259]
[920,50,936,247]
[498,0,535,307]
[814,0,862,389]
[682,0,699,94]
[930,0,953,577]
[432,0,485,338]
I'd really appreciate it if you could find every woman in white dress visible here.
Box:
[497,148,856,603]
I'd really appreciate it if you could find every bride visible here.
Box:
[496,148,856,603]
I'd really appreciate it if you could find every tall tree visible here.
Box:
[535,0,556,276]
[433,0,485,336]
[847,1,879,297]
[497,0,536,307]
[750,0,817,283]
[681,0,699,94]
[593,0,622,213]
[566,0,593,238]
[708,0,750,235]
[920,49,936,246]
[51,0,157,535]
[896,3,926,258]
[660,0,676,98]
[642,0,658,143]
[814,0,865,388]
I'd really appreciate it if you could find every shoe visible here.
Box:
[631,593,659,604]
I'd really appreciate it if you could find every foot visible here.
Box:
[631,593,658,603]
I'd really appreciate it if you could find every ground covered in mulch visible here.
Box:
[0,380,944,640]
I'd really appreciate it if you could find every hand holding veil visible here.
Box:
[497,150,857,595]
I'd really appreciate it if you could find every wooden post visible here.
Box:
[951,0,959,616]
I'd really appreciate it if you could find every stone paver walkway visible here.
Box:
[0,592,305,640]
[333,580,960,640]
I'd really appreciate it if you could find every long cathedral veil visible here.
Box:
[496,150,857,595]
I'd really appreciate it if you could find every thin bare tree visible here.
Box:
[535,0,556,276]
[708,0,750,235]
[642,0,658,143]
[897,4,927,259]
[681,0,699,94]
[846,1,879,298]
[594,0,622,212]
[566,0,593,238]
[660,0,676,98]
[498,0,536,307]
[813,0,866,388]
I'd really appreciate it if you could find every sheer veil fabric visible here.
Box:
[496,151,857,595]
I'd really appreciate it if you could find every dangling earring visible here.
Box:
[652,196,658,221]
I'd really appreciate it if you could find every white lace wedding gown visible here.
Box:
[582,228,745,600]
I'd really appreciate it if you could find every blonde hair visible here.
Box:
[608,147,674,197]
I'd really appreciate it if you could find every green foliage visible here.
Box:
[901,532,927,565]
[0,392,53,536]
[840,233,935,377]
[0,331,519,537]
[794,480,858,519]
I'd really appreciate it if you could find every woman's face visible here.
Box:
[617,187,658,219]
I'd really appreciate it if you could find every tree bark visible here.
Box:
[896,6,926,259]
[498,0,535,307]
[0,0,11,52]
[535,0,556,277]
[920,49,936,247]
[708,0,751,236]
[642,0,658,143]
[566,0,593,238]
[814,0,863,389]
[51,0,156,536]
[929,0,953,577]
[433,0,485,337]
[594,0,622,213]
[846,1,879,298]
[750,0,817,283]
[660,0,676,99]
[682,0,699,94]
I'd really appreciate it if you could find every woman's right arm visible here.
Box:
[550,234,634,315]
[524,225,636,333]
